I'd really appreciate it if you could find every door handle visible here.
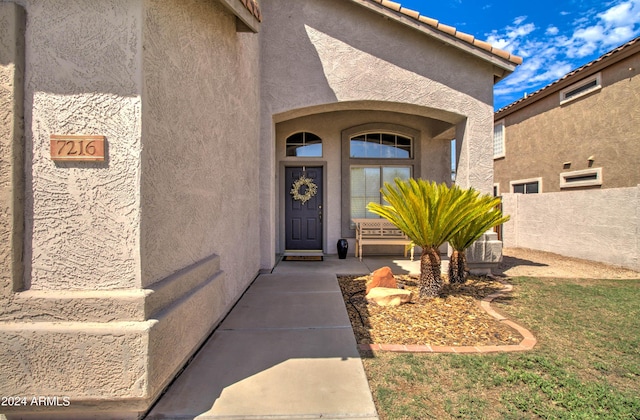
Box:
[318,205,322,222]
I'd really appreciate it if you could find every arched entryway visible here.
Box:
[274,102,465,257]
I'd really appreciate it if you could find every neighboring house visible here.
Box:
[494,36,640,195]
[494,37,640,271]
[0,0,520,418]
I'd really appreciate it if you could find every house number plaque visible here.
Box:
[50,135,106,162]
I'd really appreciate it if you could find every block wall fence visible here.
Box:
[501,186,640,272]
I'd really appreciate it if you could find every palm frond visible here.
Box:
[448,195,510,251]
[367,178,486,249]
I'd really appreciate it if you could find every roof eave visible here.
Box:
[494,64,518,84]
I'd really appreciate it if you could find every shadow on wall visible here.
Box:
[300,0,488,103]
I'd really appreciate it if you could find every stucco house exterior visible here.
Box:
[495,37,639,271]
[494,36,639,195]
[1,0,520,418]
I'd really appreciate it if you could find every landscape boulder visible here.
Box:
[366,266,397,294]
[366,287,413,306]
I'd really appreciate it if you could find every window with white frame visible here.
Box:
[510,177,542,194]
[341,124,420,237]
[349,132,413,222]
[560,168,602,188]
[560,73,601,104]
[350,166,411,221]
[493,121,505,159]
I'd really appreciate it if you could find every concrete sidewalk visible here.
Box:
[146,269,379,419]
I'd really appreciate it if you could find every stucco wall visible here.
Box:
[260,0,497,268]
[0,2,25,296]
[3,0,262,291]
[7,0,144,291]
[494,53,640,193]
[141,0,261,292]
[1,0,262,416]
[502,187,640,272]
[0,2,146,415]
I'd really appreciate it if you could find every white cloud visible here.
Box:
[485,18,536,52]
[494,0,640,108]
[567,26,604,57]
[574,25,605,42]
[565,0,640,56]
[513,15,528,25]
[546,26,559,36]
[600,1,636,26]
[608,25,636,43]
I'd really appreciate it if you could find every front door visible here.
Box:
[285,167,323,251]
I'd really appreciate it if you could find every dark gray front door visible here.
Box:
[285,167,323,250]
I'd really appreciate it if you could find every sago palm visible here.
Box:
[367,179,482,298]
[448,194,509,284]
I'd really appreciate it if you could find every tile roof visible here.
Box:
[368,0,522,66]
[496,35,640,115]
[239,0,262,22]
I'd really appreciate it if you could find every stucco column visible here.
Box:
[454,110,494,194]
[453,112,504,274]
[454,120,468,187]
[0,2,25,297]
[0,2,151,416]
[259,112,277,270]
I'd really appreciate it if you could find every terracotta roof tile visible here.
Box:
[418,16,438,27]
[472,39,492,51]
[456,32,475,44]
[380,0,402,12]
[368,0,522,66]
[400,7,420,20]
[436,23,457,36]
[239,0,262,22]
[492,48,512,61]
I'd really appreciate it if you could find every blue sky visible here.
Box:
[397,0,640,110]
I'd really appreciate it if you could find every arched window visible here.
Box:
[349,132,412,159]
[286,132,322,157]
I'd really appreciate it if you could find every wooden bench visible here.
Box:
[352,218,414,261]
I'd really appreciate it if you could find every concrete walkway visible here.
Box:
[145,255,414,419]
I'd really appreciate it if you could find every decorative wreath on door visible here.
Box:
[290,175,318,205]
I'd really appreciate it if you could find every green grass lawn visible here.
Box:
[360,277,640,419]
